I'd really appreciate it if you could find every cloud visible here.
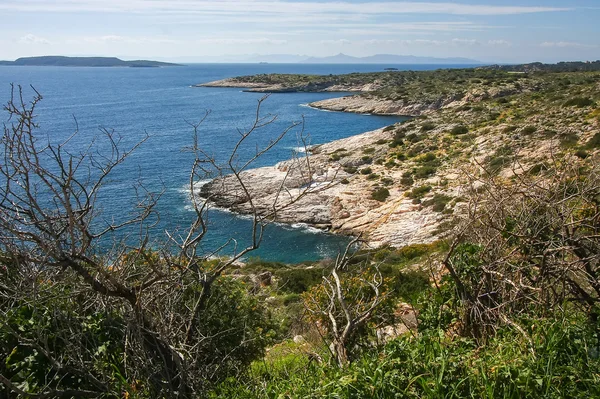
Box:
[82,35,175,44]
[451,38,480,46]
[18,34,50,45]
[488,39,512,47]
[321,39,352,45]
[541,41,597,49]
[0,1,571,16]
[197,38,287,45]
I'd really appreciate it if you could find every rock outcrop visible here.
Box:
[198,126,457,248]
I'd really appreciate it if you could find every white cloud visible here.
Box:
[541,41,597,48]
[488,40,512,47]
[451,38,480,46]
[0,1,571,16]
[321,39,352,45]
[196,38,287,45]
[18,34,50,45]
[77,35,176,44]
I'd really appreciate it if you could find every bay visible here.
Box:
[0,63,459,263]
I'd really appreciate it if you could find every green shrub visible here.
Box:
[450,125,469,135]
[277,268,326,294]
[585,132,600,149]
[420,122,436,132]
[407,185,432,199]
[371,187,390,202]
[360,167,372,175]
[414,165,437,178]
[522,125,537,135]
[423,194,452,212]
[564,97,595,108]
[400,172,414,186]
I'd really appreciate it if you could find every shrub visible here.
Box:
[360,167,372,175]
[371,187,390,202]
[423,193,452,212]
[414,165,437,178]
[564,97,595,108]
[521,125,537,135]
[450,125,469,135]
[407,185,432,199]
[400,172,414,186]
[420,122,436,132]
[585,132,600,149]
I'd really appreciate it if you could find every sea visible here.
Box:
[0,63,468,263]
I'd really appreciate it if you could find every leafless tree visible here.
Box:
[304,236,391,368]
[0,87,321,397]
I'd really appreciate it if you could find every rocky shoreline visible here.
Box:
[197,125,456,248]
[197,77,384,94]
[194,71,563,248]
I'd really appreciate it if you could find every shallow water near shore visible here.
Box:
[0,63,459,262]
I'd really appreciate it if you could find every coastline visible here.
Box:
[197,123,455,248]
[194,78,470,248]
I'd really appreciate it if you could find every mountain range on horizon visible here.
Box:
[300,53,481,64]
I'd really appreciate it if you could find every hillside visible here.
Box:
[0,56,181,67]
[198,67,600,249]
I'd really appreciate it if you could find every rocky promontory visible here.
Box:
[196,68,600,248]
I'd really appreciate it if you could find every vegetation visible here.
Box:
[371,187,390,202]
[4,63,600,398]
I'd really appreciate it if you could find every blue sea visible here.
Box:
[0,63,460,263]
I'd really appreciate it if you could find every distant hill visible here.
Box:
[0,56,181,67]
[301,53,481,65]
[481,61,600,72]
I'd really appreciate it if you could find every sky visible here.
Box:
[0,0,599,63]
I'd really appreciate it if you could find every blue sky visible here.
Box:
[0,0,598,63]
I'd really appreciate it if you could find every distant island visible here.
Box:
[0,56,181,68]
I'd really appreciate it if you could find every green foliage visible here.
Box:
[211,306,600,398]
[450,125,469,135]
[420,122,436,132]
[371,187,390,202]
[398,172,413,187]
[407,185,432,199]
[564,97,595,108]
[585,132,600,149]
[414,165,437,178]
[423,193,452,212]
[276,267,327,294]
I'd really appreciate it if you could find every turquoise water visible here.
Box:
[0,64,458,263]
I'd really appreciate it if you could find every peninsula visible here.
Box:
[198,65,600,248]
[0,56,181,67]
